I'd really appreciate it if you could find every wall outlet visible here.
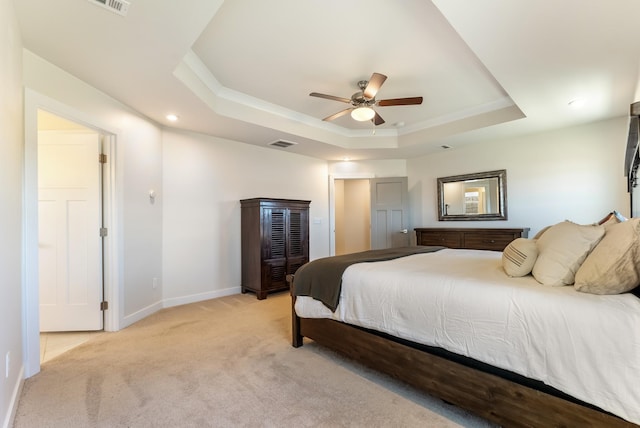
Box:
[152,277,159,289]
[5,351,9,378]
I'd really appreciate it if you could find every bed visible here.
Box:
[290,219,640,427]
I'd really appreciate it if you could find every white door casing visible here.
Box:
[370,177,410,250]
[38,130,103,331]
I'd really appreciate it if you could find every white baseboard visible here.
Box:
[3,365,25,428]
[121,286,242,329]
[162,286,241,309]
[121,300,163,329]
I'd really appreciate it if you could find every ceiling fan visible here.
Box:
[309,72,423,126]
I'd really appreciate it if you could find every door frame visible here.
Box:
[328,173,374,256]
[23,89,121,377]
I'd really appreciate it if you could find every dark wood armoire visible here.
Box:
[240,198,310,299]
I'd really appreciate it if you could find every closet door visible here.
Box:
[370,177,409,249]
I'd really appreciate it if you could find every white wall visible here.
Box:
[408,117,630,238]
[161,129,330,305]
[0,1,24,426]
[329,159,407,177]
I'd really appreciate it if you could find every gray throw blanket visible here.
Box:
[292,246,444,311]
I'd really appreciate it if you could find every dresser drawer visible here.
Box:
[417,231,462,248]
[463,232,517,251]
[415,228,529,251]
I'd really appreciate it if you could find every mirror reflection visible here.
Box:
[437,170,507,221]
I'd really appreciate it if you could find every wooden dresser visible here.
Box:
[240,198,310,299]
[414,227,529,251]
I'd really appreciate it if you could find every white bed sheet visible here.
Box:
[295,248,640,424]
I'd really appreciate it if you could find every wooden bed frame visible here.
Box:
[291,295,638,427]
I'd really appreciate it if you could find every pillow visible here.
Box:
[574,218,640,294]
[502,238,538,277]
[533,225,551,240]
[532,221,605,286]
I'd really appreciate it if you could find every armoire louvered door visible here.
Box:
[263,207,287,293]
[240,198,310,299]
[285,208,308,277]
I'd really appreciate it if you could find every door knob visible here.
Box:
[400,229,408,234]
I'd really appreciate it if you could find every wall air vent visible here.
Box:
[88,0,130,16]
[268,140,298,149]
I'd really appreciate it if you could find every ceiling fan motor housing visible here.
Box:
[351,91,375,107]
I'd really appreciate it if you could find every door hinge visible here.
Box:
[99,227,108,237]
[100,301,109,311]
[99,153,107,164]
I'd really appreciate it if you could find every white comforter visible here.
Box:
[295,248,640,424]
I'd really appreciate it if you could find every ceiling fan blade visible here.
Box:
[372,111,385,126]
[377,96,423,107]
[323,108,353,122]
[363,73,387,99]
[309,92,351,103]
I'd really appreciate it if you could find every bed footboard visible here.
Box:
[290,295,637,427]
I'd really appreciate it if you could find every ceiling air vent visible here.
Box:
[88,0,130,16]
[268,140,297,149]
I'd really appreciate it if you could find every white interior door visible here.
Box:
[370,177,410,249]
[38,131,103,332]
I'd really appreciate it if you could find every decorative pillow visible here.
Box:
[532,221,605,286]
[502,238,538,277]
[574,218,640,294]
[533,225,551,240]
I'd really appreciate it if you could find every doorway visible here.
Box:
[334,179,371,255]
[330,175,409,255]
[37,110,105,332]
[24,90,119,378]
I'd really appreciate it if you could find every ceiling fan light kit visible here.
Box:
[351,106,375,121]
[310,72,423,126]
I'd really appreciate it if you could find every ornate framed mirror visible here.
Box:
[437,169,507,221]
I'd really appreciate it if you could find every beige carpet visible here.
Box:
[14,292,495,427]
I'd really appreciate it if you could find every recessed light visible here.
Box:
[166,114,179,122]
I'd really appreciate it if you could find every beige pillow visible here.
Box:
[533,225,551,240]
[532,221,605,286]
[502,238,538,277]
[574,218,640,294]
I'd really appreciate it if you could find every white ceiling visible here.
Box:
[14,0,640,160]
